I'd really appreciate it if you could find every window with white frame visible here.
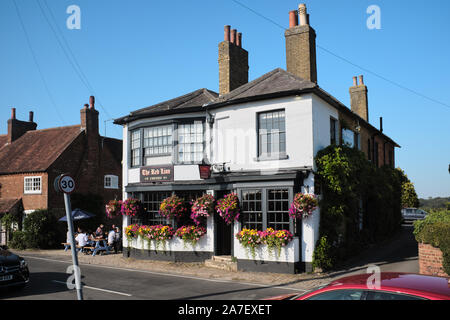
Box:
[143,125,173,164]
[177,121,204,163]
[258,110,286,158]
[130,129,141,167]
[24,176,42,194]
[104,175,119,189]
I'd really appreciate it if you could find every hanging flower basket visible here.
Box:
[216,193,240,225]
[175,225,207,248]
[289,193,318,219]
[106,199,122,219]
[121,198,143,217]
[159,195,187,219]
[190,194,216,225]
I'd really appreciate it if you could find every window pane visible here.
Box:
[307,290,365,301]
[258,110,286,157]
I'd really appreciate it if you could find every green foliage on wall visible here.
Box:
[414,209,450,275]
[313,145,403,271]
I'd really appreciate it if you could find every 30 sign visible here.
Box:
[54,174,76,194]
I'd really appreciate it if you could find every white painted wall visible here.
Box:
[123,214,215,253]
[233,221,300,263]
[210,95,314,172]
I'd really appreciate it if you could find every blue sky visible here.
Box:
[0,0,449,198]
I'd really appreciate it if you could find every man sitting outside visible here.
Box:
[75,228,89,253]
[107,226,117,254]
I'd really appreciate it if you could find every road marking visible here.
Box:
[51,280,132,297]
[22,255,307,293]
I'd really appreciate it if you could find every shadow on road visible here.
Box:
[0,271,85,300]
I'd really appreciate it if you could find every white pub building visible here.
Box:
[114,4,398,273]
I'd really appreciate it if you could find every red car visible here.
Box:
[267,272,450,300]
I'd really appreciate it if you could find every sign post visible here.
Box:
[55,174,83,300]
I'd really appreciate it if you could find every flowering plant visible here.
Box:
[261,228,294,258]
[159,195,187,219]
[216,193,240,225]
[175,225,207,248]
[236,228,294,259]
[190,194,215,225]
[121,198,142,217]
[235,228,265,259]
[125,224,140,242]
[289,193,318,219]
[140,224,175,252]
[106,199,122,219]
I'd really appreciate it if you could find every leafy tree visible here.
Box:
[401,181,420,208]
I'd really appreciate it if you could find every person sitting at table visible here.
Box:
[115,226,122,252]
[107,227,116,253]
[94,224,105,238]
[75,229,89,253]
[64,229,72,251]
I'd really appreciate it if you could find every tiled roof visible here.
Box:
[214,68,317,104]
[0,125,82,174]
[0,198,22,214]
[114,88,218,124]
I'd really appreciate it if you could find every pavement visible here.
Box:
[12,226,419,293]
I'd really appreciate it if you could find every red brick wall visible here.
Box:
[0,172,48,211]
[418,243,448,277]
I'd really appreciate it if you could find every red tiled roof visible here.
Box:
[0,198,22,214]
[0,125,82,174]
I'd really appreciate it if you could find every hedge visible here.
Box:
[414,210,450,275]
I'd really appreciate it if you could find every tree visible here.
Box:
[401,181,420,208]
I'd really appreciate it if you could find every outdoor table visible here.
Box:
[91,238,110,256]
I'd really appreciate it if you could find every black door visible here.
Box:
[215,190,232,256]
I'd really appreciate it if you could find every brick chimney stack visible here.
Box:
[349,75,369,122]
[80,96,99,137]
[285,4,318,83]
[79,96,100,194]
[7,108,37,144]
[218,25,249,96]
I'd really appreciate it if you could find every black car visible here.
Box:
[0,246,29,289]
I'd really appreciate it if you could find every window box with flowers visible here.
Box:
[235,228,294,260]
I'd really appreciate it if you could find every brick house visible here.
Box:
[114,4,400,273]
[0,96,122,239]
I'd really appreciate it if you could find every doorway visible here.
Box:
[215,190,232,256]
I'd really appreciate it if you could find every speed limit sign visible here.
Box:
[58,174,76,194]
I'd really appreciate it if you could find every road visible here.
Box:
[0,226,419,300]
[0,255,305,300]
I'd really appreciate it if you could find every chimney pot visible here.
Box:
[353,76,358,86]
[11,108,16,120]
[289,10,298,28]
[237,32,242,47]
[89,96,95,109]
[29,111,34,122]
[84,104,89,109]
[359,75,364,86]
[380,117,383,132]
[224,25,231,42]
[298,4,308,26]
[231,29,237,44]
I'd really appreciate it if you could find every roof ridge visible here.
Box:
[219,68,283,101]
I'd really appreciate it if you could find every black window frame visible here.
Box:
[238,187,294,233]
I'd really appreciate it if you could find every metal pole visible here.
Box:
[64,193,83,300]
